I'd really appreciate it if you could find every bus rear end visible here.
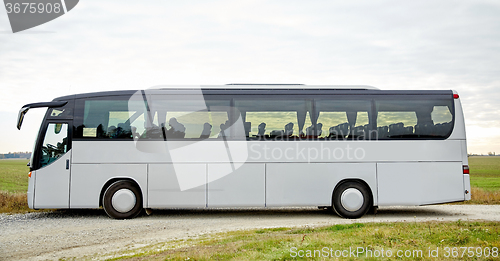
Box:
[452,91,471,201]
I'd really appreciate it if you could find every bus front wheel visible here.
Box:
[332,181,371,219]
[102,180,143,219]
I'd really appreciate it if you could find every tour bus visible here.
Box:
[17,85,471,219]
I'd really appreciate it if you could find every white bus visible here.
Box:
[17,85,471,219]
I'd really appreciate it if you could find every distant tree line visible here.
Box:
[468,152,497,156]
[0,152,31,159]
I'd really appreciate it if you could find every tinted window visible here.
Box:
[234,97,314,140]
[74,98,147,139]
[74,96,232,140]
[375,98,454,139]
[316,99,372,140]
[73,93,454,141]
[47,100,74,119]
[149,95,230,140]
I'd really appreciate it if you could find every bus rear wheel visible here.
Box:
[103,180,143,219]
[332,181,371,219]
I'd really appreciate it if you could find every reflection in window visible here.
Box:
[377,112,417,127]
[432,106,453,124]
[75,99,146,139]
[148,98,231,140]
[235,99,313,140]
[245,111,305,138]
[316,100,371,140]
[317,112,348,130]
[47,100,73,119]
[375,99,453,139]
[162,111,227,139]
[49,108,66,117]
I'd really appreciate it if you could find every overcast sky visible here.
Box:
[0,0,499,154]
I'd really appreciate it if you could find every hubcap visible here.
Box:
[111,189,136,213]
[341,188,364,212]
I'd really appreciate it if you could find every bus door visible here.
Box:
[33,121,72,208]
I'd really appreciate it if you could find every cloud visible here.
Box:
[0,0,499,153]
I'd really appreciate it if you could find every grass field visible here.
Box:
[112,221,500,260]
[0,159,29,193]
[0,159,31,213]
[0,157,499,213]
[469,156,500,191]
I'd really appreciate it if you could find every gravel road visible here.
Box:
[1,205,499,260]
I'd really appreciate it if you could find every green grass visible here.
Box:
[469,156,500,191]
[112,221,500,260]
[0,159,30,193]
[471,178,500,192]
[0,159,33,213]
[469,156,500,177]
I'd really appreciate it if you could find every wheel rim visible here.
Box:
[340,188,364,212]
[111,188,136,213]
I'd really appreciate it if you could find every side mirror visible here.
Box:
[54,123,63,134]
[17,107,29,130]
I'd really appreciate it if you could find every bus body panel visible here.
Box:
[27,171,35,209]
[464,174,471,200]
[148,163,266,208]
[461,141,468,166]
[453,97,469,164]
[448,97,466,140]
[33,150,71,209]
[246,141,463,163]
[148,163,206,208]
[70,138,464,208]
[207,163,265,207]
[266,163,377,207]
[72,140,464,164]
[377,162,464,205]
[70,163,148,208]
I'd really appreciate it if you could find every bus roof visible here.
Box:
[52,86,454,101]
[174,84,379,90]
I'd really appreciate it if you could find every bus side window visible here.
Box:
[148,97,231,140]
[75,99,147,140]
[234,99,313,140]
[47,100,74,119]
[315,99,371,140]
[375,99,454,139]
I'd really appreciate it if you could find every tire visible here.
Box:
[332,181,372,219]
[102,180,143,219]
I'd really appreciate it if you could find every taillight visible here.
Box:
[453,94,459,99]
[463,165,469,174]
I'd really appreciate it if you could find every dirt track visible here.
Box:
[1,205,499,260]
